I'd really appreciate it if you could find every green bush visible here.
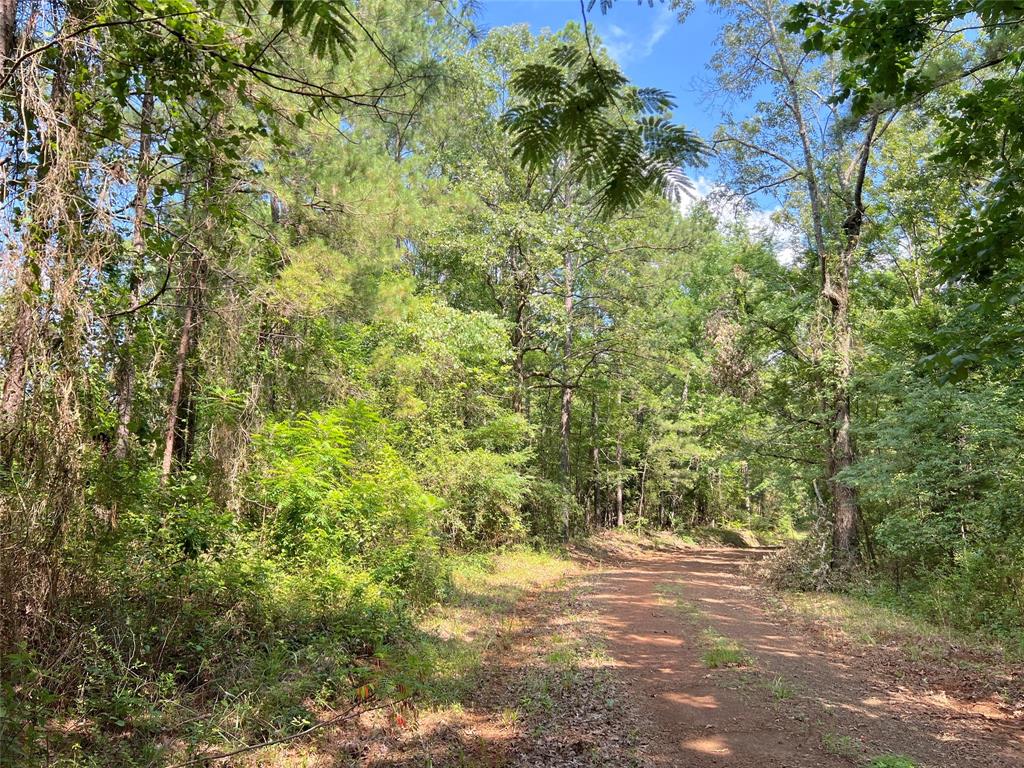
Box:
[422,442,532,547]
[522,478,582,542]
[846,378,1024,640]
[1,401,452,765]
[252,401,447,606]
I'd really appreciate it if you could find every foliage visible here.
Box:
[788,0,1024,377]
[503,37,705,216]
[4,0,1024,762]
[253,403,446,605]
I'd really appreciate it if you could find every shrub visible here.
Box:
[252,401,447,606]
[522,478,582,542]
[423,446,531,547]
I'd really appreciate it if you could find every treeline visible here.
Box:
[1,0,1023,764]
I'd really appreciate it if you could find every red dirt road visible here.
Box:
[587,547,1024,768]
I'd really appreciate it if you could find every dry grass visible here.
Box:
[771,589,996,659]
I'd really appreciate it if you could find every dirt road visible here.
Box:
[365,541,1023,768]
[587,546,1024,768]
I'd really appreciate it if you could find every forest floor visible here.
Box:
[260,533,1024,768]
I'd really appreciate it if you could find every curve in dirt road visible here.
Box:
[587,546,1024,768]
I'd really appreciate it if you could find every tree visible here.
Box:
[708,0,893,568]
[788,0,1024,378]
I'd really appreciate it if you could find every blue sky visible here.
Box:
[475,1,727,141]
[473,2,800,259]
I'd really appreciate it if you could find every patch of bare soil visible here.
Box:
[586,544,1024,768]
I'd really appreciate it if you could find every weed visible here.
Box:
[700,630,750,668]
[822,731,861,758]
[545,647,576,668]
[867,756,917,768]
[499,707,521,727]
[767,675,795,700]
[654,583,702,619]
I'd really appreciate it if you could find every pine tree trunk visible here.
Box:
[559,249,574,484]
[615,389,623,527]
[0,0,17,62]
[113,90,154,460]
[637,457,648,524]
[591,397,600,529]
[160,250,207,484]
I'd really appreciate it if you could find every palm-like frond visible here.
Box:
[503,43,706,216]
[268,0,357,62]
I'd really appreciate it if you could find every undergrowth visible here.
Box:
[1,536,573,767]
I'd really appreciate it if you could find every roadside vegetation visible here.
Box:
[2,1,1024,765]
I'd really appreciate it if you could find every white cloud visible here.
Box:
[646,7,673,51]
[601,7,675,65]
[678,176,803,266]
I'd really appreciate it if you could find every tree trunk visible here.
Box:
[826,263,859,566]
[637,456,647,523]
[0,0,16,62]
[160,250,206,484]
[591,397,600,529]
[113,89,154,460]
[766,5,875,568]
[742,460,751,523]
[826,114,878,568]
[615,439,624,528]
[559,384,573,479]
[615,389,624,527]
[559,249,574,484]
[511,293,528,415]
[0,264,33,446]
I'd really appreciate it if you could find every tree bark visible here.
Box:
[827,114,878,568]
[614,389,624,528]
[511,293,528,415]
[0,265,33,445]
[637,456,648,523]
[508,243,532,418]
[559,249,574,483]
[113,89,154,460]
[765,7,872,568]
[615,436,623,528]
[591,396,600,529]
[160,248,207,484]
[0,0,17,62]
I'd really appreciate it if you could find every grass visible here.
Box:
[653,583,752,670]
[700,630,751,668]
[212,547,577,766]
[773,588,1015,664]
[822,731,862,758]
[867,756,918,768]
[584,528,698,559]
[498,707,522,727]
[654,582,703,619]
[767,675,795,700]
[412,548,578,704]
